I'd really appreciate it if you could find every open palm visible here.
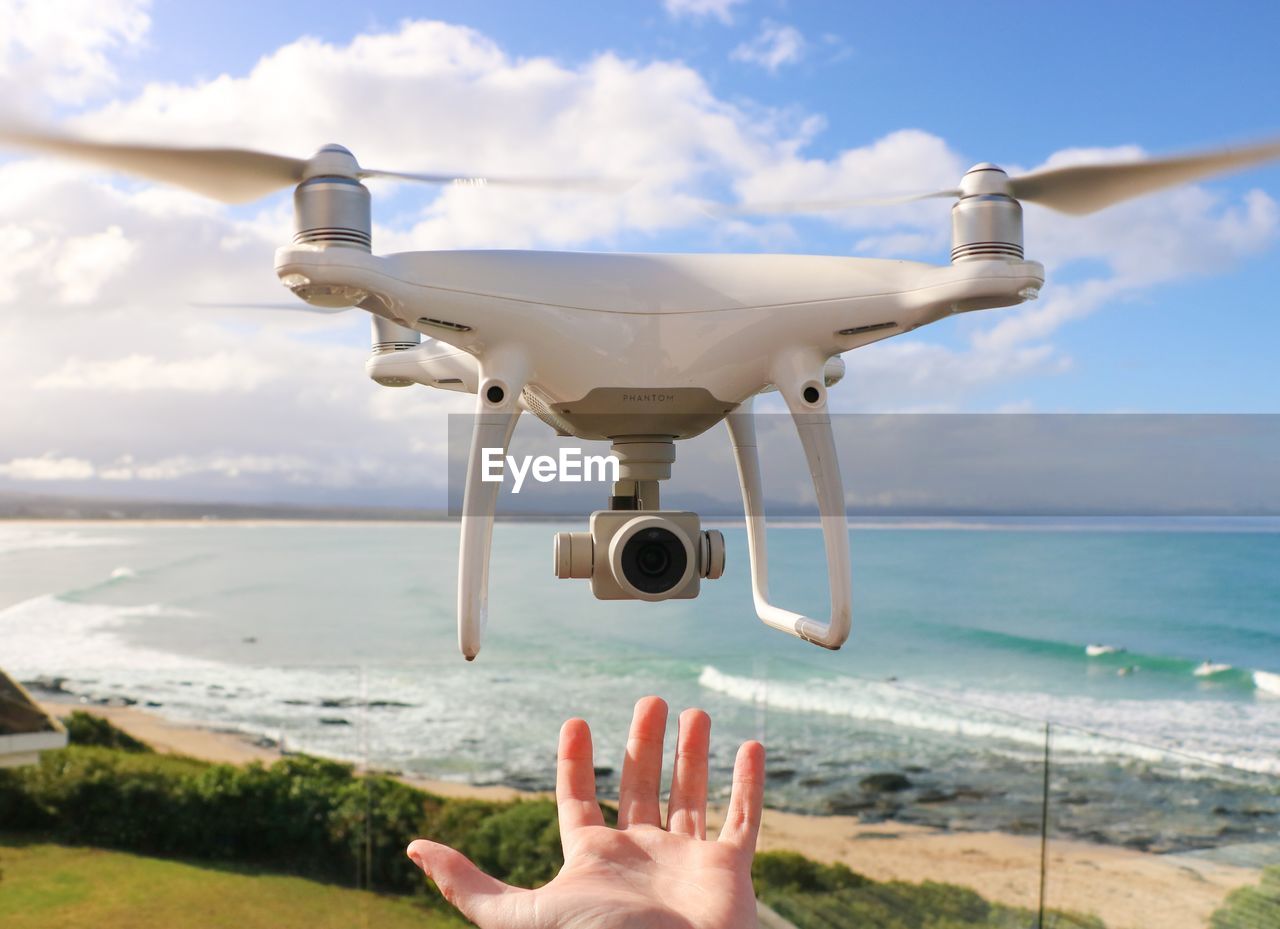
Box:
[408,696,765,929]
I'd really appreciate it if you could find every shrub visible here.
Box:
[750,855,1103,929]
[330,773,437,893]
[1211,866,1280,929]
[752,850,869,895]
[459,800,562,888]
[0,766,51,831]
[62,711,153,752]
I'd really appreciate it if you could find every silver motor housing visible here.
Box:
[951,163,1023,263]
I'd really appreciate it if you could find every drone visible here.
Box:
[3,125,1278,660]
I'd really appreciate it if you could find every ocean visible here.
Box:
[2,520,1278,853]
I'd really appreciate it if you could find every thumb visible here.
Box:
[407,839,520,925]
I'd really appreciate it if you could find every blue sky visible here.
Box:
[0,0,1278,504]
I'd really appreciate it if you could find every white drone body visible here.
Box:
[279,226,1042,659]
[4,127,1277,660]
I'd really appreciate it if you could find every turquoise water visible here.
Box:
[2,520,1278,847]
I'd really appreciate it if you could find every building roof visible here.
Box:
[0,670,59,736]
[0,669,67,766]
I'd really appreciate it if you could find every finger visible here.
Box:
[617,695,669,829]
[557,717,604,843]
[666,707,710,838]
[717,740,765,851]
[407,839,522,926]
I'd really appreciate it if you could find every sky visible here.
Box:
[0,0,1278,507]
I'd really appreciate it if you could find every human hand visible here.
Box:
[407,695,765,929]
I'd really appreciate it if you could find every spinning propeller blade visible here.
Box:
[707,188,958,217]
[722,138,1280,217]
[0,124,620,203]
[362,168,629,192]
[189,301,350,315]
[1007,139,1280,215]
[0,126,306,204]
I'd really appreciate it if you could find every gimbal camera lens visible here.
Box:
[620,526,688,595]
[635,540,670,576]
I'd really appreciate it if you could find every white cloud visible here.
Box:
[0,0,150,109]
[761,333,1071,417]
[35,352,278,393]
[971,278,1125,356]
[0,222,52,301]
[734,128,964,214]
[50,224,138,303]
[101,453,309,481]
[0,17,1275,504]
[731,21,805,72]
[0,455,96,480]
[64,23,791,251]
[663,0,745,24]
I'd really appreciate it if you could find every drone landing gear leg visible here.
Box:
[457,350,528,661]
[726,364,851,650]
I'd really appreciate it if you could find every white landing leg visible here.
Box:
[726,356,851,649]
[457,349,528,660]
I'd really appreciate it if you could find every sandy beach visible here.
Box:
[42,702,1260,929]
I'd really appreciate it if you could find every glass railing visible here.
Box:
[7,655,1276,929]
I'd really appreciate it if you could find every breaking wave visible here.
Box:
[1256,670,1280,697]
[697,665,1280,776]
[0,526,133,556]
[0,592,209,678]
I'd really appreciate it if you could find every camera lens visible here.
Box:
[635,541,670,577]
[620,526,687,595]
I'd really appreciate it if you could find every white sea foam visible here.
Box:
[0,526,133,556]
[0,593,213,678]
[109,566,138,580]
[698,666,1280,777]
[1194,661,1233,677]
[1256,670,1280,697]
[0,590,553,777]
[1086,644,1123,657]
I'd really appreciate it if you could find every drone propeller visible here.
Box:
[706,188,959,217]
[188,301,350,315]
[1006,139,1280,214]
[723,138,1280,217]
[361,167,626,191]
[0,124,620,204]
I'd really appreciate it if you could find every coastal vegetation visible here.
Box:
[4,712,1273,928]
[1212,867,1280,929]
[748,851,1088,928]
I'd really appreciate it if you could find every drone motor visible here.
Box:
[291,144,373,251]
[951,163,1023,264]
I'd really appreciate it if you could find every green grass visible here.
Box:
[0,839,470,929]
[1211,866,1280,929]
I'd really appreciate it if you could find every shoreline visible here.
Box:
[10,516,1280,533]
[41,701,1262,929]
